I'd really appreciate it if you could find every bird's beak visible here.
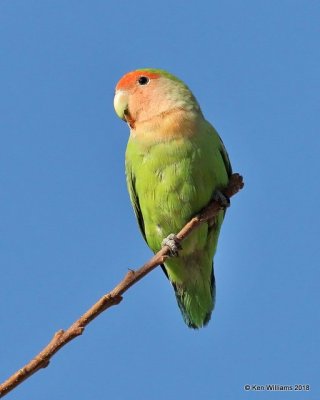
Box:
[114,90,136,129]
[114,90,129,121]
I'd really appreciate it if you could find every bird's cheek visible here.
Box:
[114,90,129,121]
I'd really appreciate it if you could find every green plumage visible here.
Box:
[115,69,231,328]
[126,122,231,328]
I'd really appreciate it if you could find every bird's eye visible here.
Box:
[137,76,150,85]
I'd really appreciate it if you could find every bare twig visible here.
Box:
[0,173,244,398]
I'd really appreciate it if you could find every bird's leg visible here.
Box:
[213,190,230,209]
[161,234,182,257]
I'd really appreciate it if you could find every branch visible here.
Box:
[0,173,244,398]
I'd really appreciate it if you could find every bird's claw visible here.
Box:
[213,190,230,208]
[161,234,182,257]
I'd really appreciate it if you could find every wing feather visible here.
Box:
[125,163,147,242]
[218,134,232,178]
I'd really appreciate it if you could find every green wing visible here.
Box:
[125,161,147,242]
[125,156,169,278]
[217,133,232,178]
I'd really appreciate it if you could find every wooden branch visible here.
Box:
[0,173,244,398]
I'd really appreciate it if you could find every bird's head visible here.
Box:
[114,69,201,130]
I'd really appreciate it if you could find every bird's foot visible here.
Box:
[213,190,230,208]
[161,234,182,257]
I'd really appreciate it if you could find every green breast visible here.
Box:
[126,122,229,254]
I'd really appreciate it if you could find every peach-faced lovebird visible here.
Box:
[114,69,231,328]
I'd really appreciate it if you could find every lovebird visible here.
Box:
[114,69,232,328]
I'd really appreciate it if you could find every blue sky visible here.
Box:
[0,1,319,399]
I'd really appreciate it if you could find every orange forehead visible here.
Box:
[116,70,160,90]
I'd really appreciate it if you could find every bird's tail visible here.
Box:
[171,265,215,329]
